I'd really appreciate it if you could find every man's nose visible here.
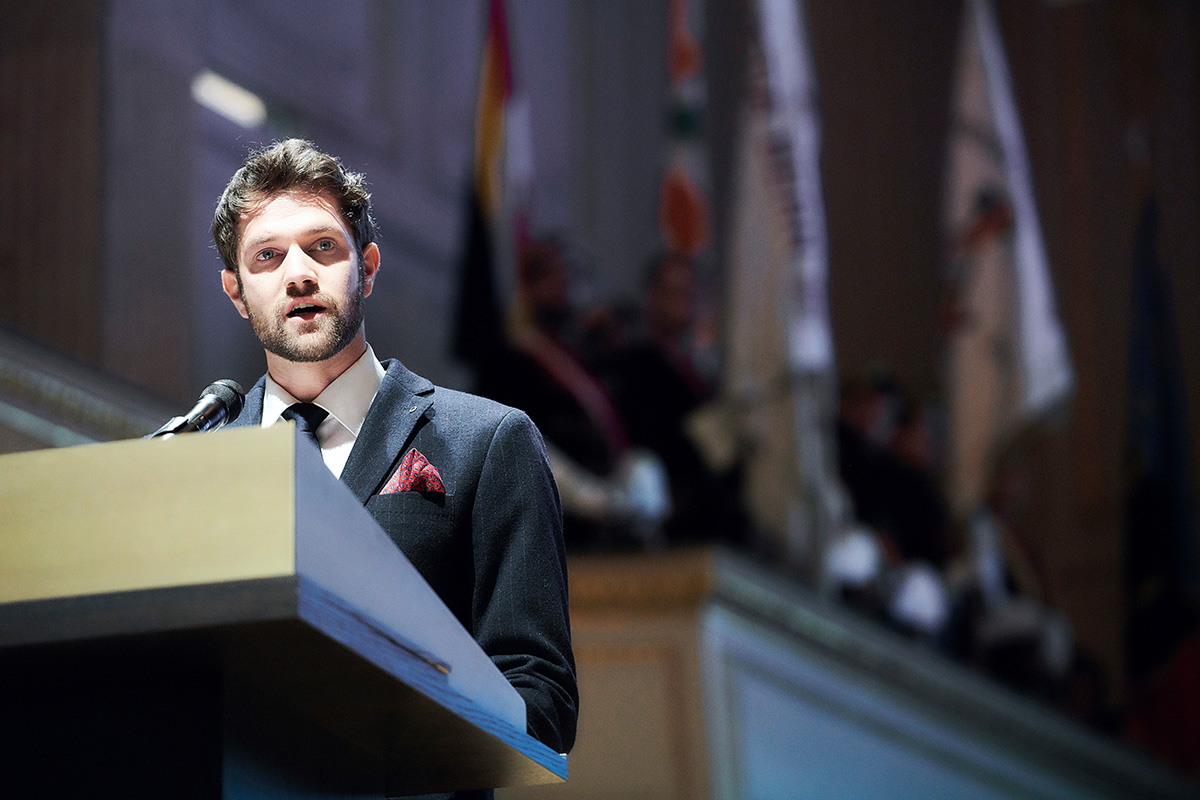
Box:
[282,244,318,288]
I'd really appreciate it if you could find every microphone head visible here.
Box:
[147,378,247,438]
[205,379,246,423]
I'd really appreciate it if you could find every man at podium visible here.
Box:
[212,138,578,799]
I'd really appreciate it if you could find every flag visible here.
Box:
[452,0,514,374]
[717,0,839,569]
[658,0,711,259]
[942,0,1074,520]
[474,0,512,223]
[1122,196,1200,772]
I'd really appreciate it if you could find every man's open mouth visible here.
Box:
[287,303,325,319]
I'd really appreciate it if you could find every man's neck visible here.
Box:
[264,334,368,402]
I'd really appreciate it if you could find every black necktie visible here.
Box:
[281,403,329,448]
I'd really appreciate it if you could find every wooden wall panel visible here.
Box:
[0,1,102,363]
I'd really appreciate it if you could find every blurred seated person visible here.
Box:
[837,374,950,568]
[836,373,894,533]
[478,237,668,549]
[948,441,1073,697]
[603,252,748,546]
[832,375,953,638]
[878,398,952,569]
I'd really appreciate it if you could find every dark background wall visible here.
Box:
[1,2,103,363]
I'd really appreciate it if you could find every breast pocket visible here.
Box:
[364,492,469,616]
[366,490,457,551]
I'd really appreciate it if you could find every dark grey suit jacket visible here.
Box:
[229,358,578,798]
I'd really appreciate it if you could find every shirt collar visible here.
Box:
[261,344,386,436]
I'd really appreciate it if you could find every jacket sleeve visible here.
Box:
[469,408,578,754]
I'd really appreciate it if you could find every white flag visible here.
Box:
[943,0,1074,518]
[717,0,839,569]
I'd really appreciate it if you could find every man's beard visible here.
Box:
[245,282,365,363]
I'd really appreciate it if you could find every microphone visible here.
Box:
[148,379,245,439]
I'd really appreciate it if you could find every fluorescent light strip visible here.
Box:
[191,70,267,128]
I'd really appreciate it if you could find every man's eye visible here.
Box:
[256,249,278,261]
[316,240,334,252]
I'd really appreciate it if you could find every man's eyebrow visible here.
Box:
[243,225,347,251]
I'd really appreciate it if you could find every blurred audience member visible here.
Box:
[947,440,1074,698]
[479,237,669,549]
[878,399,952,569]
[603,252,748,546]
[837,375,951,556]
[836,373,895,535]
[833,372,953,639]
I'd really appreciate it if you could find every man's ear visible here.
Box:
[362,242,380,298]
[221,268,250,319]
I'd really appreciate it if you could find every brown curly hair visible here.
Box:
[212,139,376,272]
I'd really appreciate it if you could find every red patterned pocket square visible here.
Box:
[381,448,445,495]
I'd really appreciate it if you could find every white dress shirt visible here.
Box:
[260,344,386,479]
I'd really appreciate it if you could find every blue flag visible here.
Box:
[1124,195,1200,685]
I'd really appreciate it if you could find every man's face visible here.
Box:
[221,191,377,363]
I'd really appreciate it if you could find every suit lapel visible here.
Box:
[227,376,266,428]
[340,359,435,503]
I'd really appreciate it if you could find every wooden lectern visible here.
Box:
[0,425,567,798]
